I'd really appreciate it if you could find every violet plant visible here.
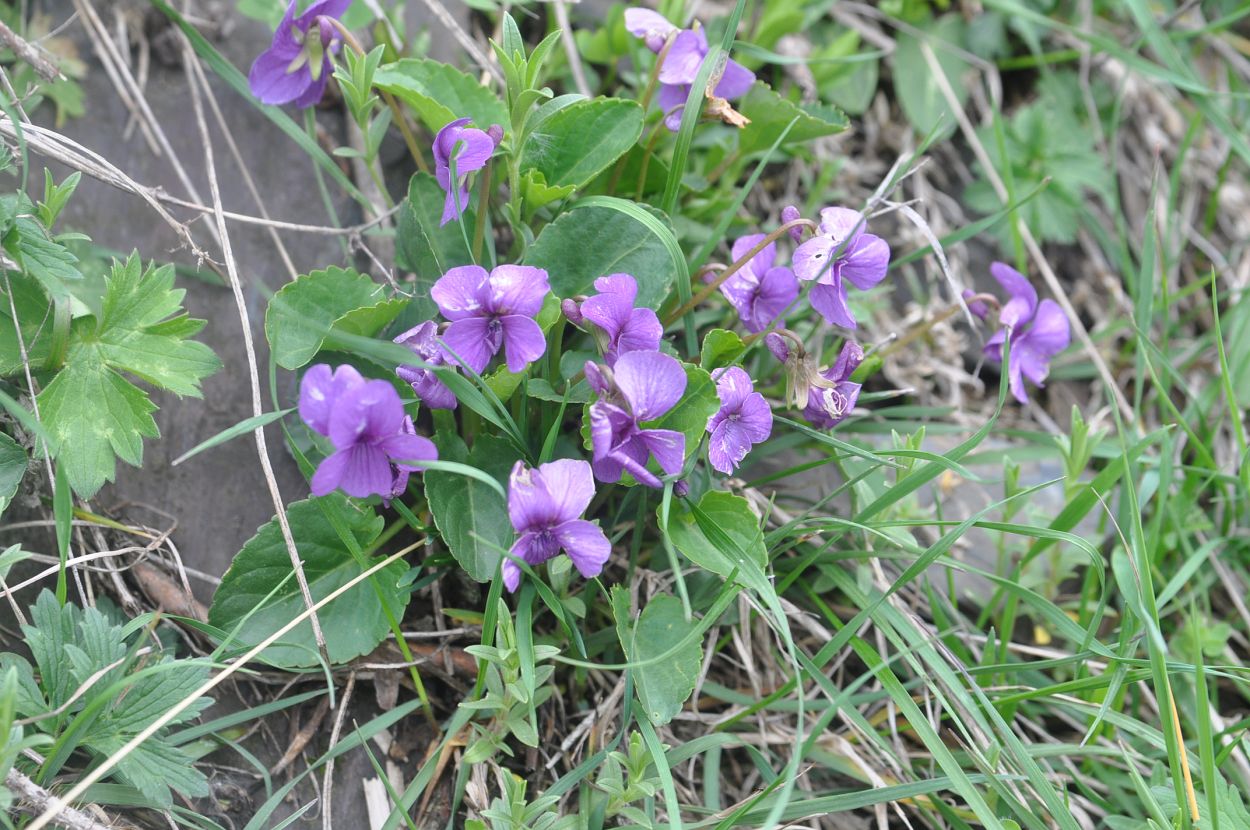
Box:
[219,1,1078,804]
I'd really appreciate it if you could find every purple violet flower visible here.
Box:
[394,321,457,410]
[504,459,612,591]
[431,264,549,375]
[579,273,663,365]
[982,262,1071,403]
[588,350,687,488]
[721,234,799,334]
[706,367,772,474]
[792,207,890,329]
[802,342,863,429]
[299,364,437,499]
[248,0,349,108]
[624,8,755,131]
[434,118,500,226]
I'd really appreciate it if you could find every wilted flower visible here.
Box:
[431,264,549,375]
[792,207,890,329]
[248,0,348,108]
[588,350,686,488]
[802,341,863,429]
[394,321,457,410]
[624,8,755,131]
[299,364,437,499]
[706,367,772,474]
[981,262,1070,403]
[434,118,500,226]
[721,234,799,333]
[579,274,662,365]
[504,459,612,591]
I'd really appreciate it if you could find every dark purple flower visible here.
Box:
[721,235,799,334]
[394,321,457,410]
[431,264,549,375]
[504,459,611,591]
[588,350,686,488]
[434,118,499,226]
[299,364,437,499]
[579,273,662,366]
[248,0,349,108]
[802,342,863,429]
[706,367,772,474]
[792,207,890,329]
[981,262,1070,404]
[624,8,755,132]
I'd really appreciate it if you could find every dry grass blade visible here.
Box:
[4,769,112,830]
[0,19,62,82]
[181,40,332,671]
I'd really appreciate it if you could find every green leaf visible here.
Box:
[395,173,476,320]
[520,98,643,192]
[208,494,405,668]
[650,363,720,455]
[3,213,83,301]
[524,204,678,309]
[425,433,518,582]
[699,328,745,372]
[519,169,576,211]
[37,254,220,497]
[0,432,25,518]
[265,266,405,370]
[736,81,848,155]
[892,14,968,140]
[0,273,55,375]
[373,58,508,134]
[612,588,702,726]
[665,490,767,581]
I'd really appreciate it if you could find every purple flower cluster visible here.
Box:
[249,0,348,108]
[430,264,550,375]
[434,118,501,226]
[706,367,771,474]
[720,235,799,334]
[299,364,437,500]
[792,207,890,330]
[973,263,1071,403]
[505,460,612,592]
[569,274,662,366]
[624,8,755,131]
[587,351,687,488]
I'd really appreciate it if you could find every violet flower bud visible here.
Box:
[561,298,585,326]
[962,289,989,321]
[673,479,690,498]
[765,332,791,364]
[781,205,803,242]
[486,123,505,146]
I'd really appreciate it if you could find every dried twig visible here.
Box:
[0,19,61,82]
[5,769,113,830]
